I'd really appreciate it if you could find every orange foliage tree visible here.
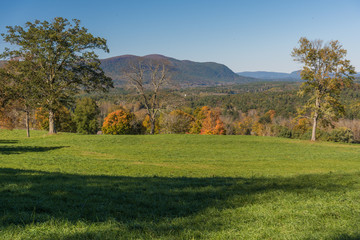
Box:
[102,110,135,135]
[195,106,225,135]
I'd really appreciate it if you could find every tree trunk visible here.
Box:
[25,110,30,138]
[150,118,155,135]
[311,96,320,141]
[49,109,56,134]
[311,113,318,141]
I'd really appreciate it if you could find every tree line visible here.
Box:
[8,98,356,143]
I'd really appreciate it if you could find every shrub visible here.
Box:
[328,127,354,143]
[335,119,360,142]
[102,110,135,135]
[299,129,329,141]
[292,118,311,138]
[273,125,292,138]
[160,110,195,134]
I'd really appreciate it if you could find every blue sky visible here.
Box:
[0,0,359,73]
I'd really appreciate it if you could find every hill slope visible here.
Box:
[237,70,301,81]
[101,54,255,86]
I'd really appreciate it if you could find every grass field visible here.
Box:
[1,129,360,239]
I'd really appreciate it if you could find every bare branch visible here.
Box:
[123,59,170,134]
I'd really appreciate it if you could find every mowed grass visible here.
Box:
[1,130,360,239]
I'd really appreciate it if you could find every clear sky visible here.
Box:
[0,0,359,73]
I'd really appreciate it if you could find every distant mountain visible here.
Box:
[237,71,301,81]
[101,54,255,86]
[289,70,301,79]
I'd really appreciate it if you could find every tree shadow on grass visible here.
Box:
[0,140,19,144]
[0,168,359,239]
[0,146,67,155]
[332,234,360,240]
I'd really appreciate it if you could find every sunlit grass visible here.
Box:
[1,129,360,239]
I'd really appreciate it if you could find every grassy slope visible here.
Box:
[1,130,360,239]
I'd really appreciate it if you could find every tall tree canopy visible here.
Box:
[292,37,356,141]
[0,17,113,133]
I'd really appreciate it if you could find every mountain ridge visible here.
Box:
[100,54,256,86]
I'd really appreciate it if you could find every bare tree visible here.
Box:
[124,59,170,134]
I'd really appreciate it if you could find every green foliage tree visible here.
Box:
[73,98,100,134]
[292,37,356,141]
[0,17,113,134]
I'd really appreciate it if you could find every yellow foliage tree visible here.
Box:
[142,115,160,134]
[236,116,254,135]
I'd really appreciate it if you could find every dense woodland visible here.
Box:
[2,80,360,143]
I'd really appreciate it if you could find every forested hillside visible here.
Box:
[100,54,256,86]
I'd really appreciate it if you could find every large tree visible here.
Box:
[0,17,113,134]
[292,37,356,141]
[124,59,170,134]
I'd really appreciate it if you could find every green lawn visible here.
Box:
[1,130,360,239]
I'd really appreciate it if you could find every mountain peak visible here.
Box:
[143,54,169,60]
